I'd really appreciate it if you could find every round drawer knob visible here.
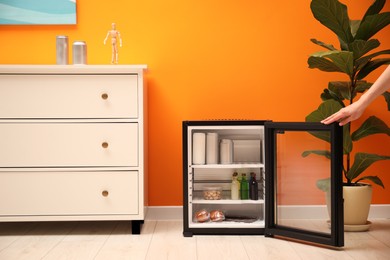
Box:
[102,142,109,148]
[102,190,109,197]
[101,93,109,100]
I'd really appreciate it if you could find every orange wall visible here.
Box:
[1,0,389,205]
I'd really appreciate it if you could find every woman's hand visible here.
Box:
[321,66,390,126]
[321,101,365,126]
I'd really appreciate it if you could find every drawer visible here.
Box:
[0,171,139,215]
[0,74,138,118]
[0,123,138,167]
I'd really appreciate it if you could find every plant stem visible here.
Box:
[345,75,356,185]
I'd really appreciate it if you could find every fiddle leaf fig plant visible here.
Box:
[304,0,390,191]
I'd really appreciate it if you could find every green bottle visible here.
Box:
[240,173,249,200]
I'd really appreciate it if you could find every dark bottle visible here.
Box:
[249,172,258,200]
[259,170,264,200]
[240,173,249,200]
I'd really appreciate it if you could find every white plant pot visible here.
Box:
[343,184,372,225]
[326,183,372,231]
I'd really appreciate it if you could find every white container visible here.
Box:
[233,140,261,163]
[72,41,87,65]
[220,139,233,164]
[203,186,222,200]
[192,133,206,164]
[56,36,69,65]
[206,132,218,164]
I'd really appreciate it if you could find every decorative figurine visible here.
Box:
[104,23,122,64]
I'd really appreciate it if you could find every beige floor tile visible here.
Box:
[241,235,301,260]
[0,222,37,251]
[0,222,76,260]
[94,220,156,260]
[146,221,197,260]
[41,221,115,260]
[196,235,248,260]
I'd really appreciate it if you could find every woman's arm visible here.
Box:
[321,65,390,126]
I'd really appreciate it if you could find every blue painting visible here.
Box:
[0,0,76,25]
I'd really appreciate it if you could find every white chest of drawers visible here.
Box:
[0,65,147,234]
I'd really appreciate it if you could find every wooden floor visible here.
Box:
[0,219,389,260]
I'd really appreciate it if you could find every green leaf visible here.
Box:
[308,56,344,73]
[305,100,352,154]
[349,39,380,60]
[355,49,390,73]
[351,116,390,141]
[383,91,390,111]
[361,0,386,23]
[354,81,372,94]
[350,20,361,38]
[356,176,385,188]
[320,88,345,106]
[347,153,390,181]
[302,150,331,159]
[309,51,354,75]
[358,49,390,61]
[343,124,353,154]
[355,13,390,41]
[320,88,334,101]
[310,0,354,44]
[328,81,351,100]
[325,51,354,75]
[357,58,390,80]
[309,130,331,144]
[306,111,331,143]
[355,56,372,72]
[316,178,331,192]
[310,38,337,51]
[306,100,343,123]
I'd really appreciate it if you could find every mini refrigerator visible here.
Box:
[183,120,344,247]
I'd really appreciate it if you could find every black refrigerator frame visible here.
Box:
[182,120,344,247]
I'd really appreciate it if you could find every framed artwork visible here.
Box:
[0,0,76,25]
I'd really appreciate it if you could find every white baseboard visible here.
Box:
[145,204,390,221]
[368,204,390,219]
[146,206,183,220]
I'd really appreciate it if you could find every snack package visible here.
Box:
[195,209,210,223]
[210,210,225,222]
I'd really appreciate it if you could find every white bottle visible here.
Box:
[193,133,206,164]
[206,132,219,164]
[220,139,233,164]
[231,172,240,200]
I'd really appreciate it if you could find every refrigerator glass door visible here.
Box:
[264,122,344,247]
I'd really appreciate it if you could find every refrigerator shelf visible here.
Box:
[192,199,264,205]
[189,219,265,229]
[190,163,264,169]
